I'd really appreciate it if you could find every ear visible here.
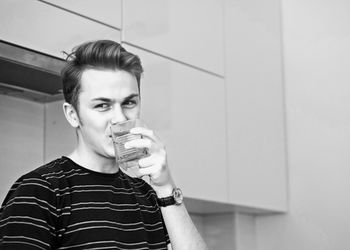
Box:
[63,102,80,128]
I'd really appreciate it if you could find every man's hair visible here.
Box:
[61,40,143,114]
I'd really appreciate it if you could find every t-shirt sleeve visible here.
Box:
[0,172,58,249]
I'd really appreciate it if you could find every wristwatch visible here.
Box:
[157,188,183,207]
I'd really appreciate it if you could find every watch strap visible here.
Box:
[157,196,176,207]
[157,188,183,207]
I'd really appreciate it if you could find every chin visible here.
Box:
[102,154,116,161]
[107,149,116,159]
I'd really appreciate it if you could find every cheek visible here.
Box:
[126,106,141,118]
[80,115,108,136]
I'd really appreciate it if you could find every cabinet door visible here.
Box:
[224,0,287,211]
[0,95,44,202]
[124,45,228,203]
[123,0,224,76]
[0,0,120,59]
[45,0,122,29]
[44,101,76,162]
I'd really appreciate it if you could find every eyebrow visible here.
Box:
[124,93,140,101]
[91,94,140,102]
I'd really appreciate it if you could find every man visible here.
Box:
[0,40,208,249]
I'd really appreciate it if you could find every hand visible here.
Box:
[124,127,174,189]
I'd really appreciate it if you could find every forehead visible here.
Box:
[79,68,139,99]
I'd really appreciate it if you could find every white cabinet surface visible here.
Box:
[125,45,228,203]
[0,0,120,59]
[224,0,287,211]
[0,0,287,213]
[0,95,44,203]
[44,101,76,162]
[45,0,122,29]
[123,0,224,76]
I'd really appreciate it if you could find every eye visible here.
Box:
[94,103,111,111]
[122,99,138,109]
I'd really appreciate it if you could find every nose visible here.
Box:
[110,105,127,125]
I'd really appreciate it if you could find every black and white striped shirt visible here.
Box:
[0,157,170,249]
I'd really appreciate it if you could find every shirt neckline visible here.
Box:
[61,156,124,179]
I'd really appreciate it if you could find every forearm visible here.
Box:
[161,203,209,250]
[154,184,208,250]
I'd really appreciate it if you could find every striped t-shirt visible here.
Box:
[0,157,170,249]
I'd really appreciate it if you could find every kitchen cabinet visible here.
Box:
[0,0,120,59]
[44,101,76,162]
[0,95,44,202]
[1,0,287,213]
[123,45,228,203]
[45,0,122,29]
[224,0,287,211]
[123,0,224,76]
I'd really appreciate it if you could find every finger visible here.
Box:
[138,154,158,168]
[124,138,152,149]
[138,164,163,178]
[130,127,156,140]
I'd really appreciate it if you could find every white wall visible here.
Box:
[224,0,287,212]
[0,95,44,202]
[256,0,350,249]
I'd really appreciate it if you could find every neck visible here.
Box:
[67,148,119,174]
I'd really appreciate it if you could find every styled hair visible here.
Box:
[61,40,143,114]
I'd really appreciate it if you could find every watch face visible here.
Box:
[173,188,183,205]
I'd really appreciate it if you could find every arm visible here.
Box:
[126,128,209,250]
[154,184,208,250]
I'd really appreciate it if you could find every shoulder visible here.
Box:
[0,159,69,249]
[2,157,72,205]
[31,157,70,177]
[22,156,77,186]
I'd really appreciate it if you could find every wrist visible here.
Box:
[153,183,175,198]
[157,187,184,207]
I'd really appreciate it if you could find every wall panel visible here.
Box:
[123,0,224,75]
[125,45,228,203]
[0,95,44,202]
[45,0,122,29]
[0,0,120,59]
[224,0,287,211]
[44,100,76,162]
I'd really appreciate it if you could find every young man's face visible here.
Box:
[76,68,140,159]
